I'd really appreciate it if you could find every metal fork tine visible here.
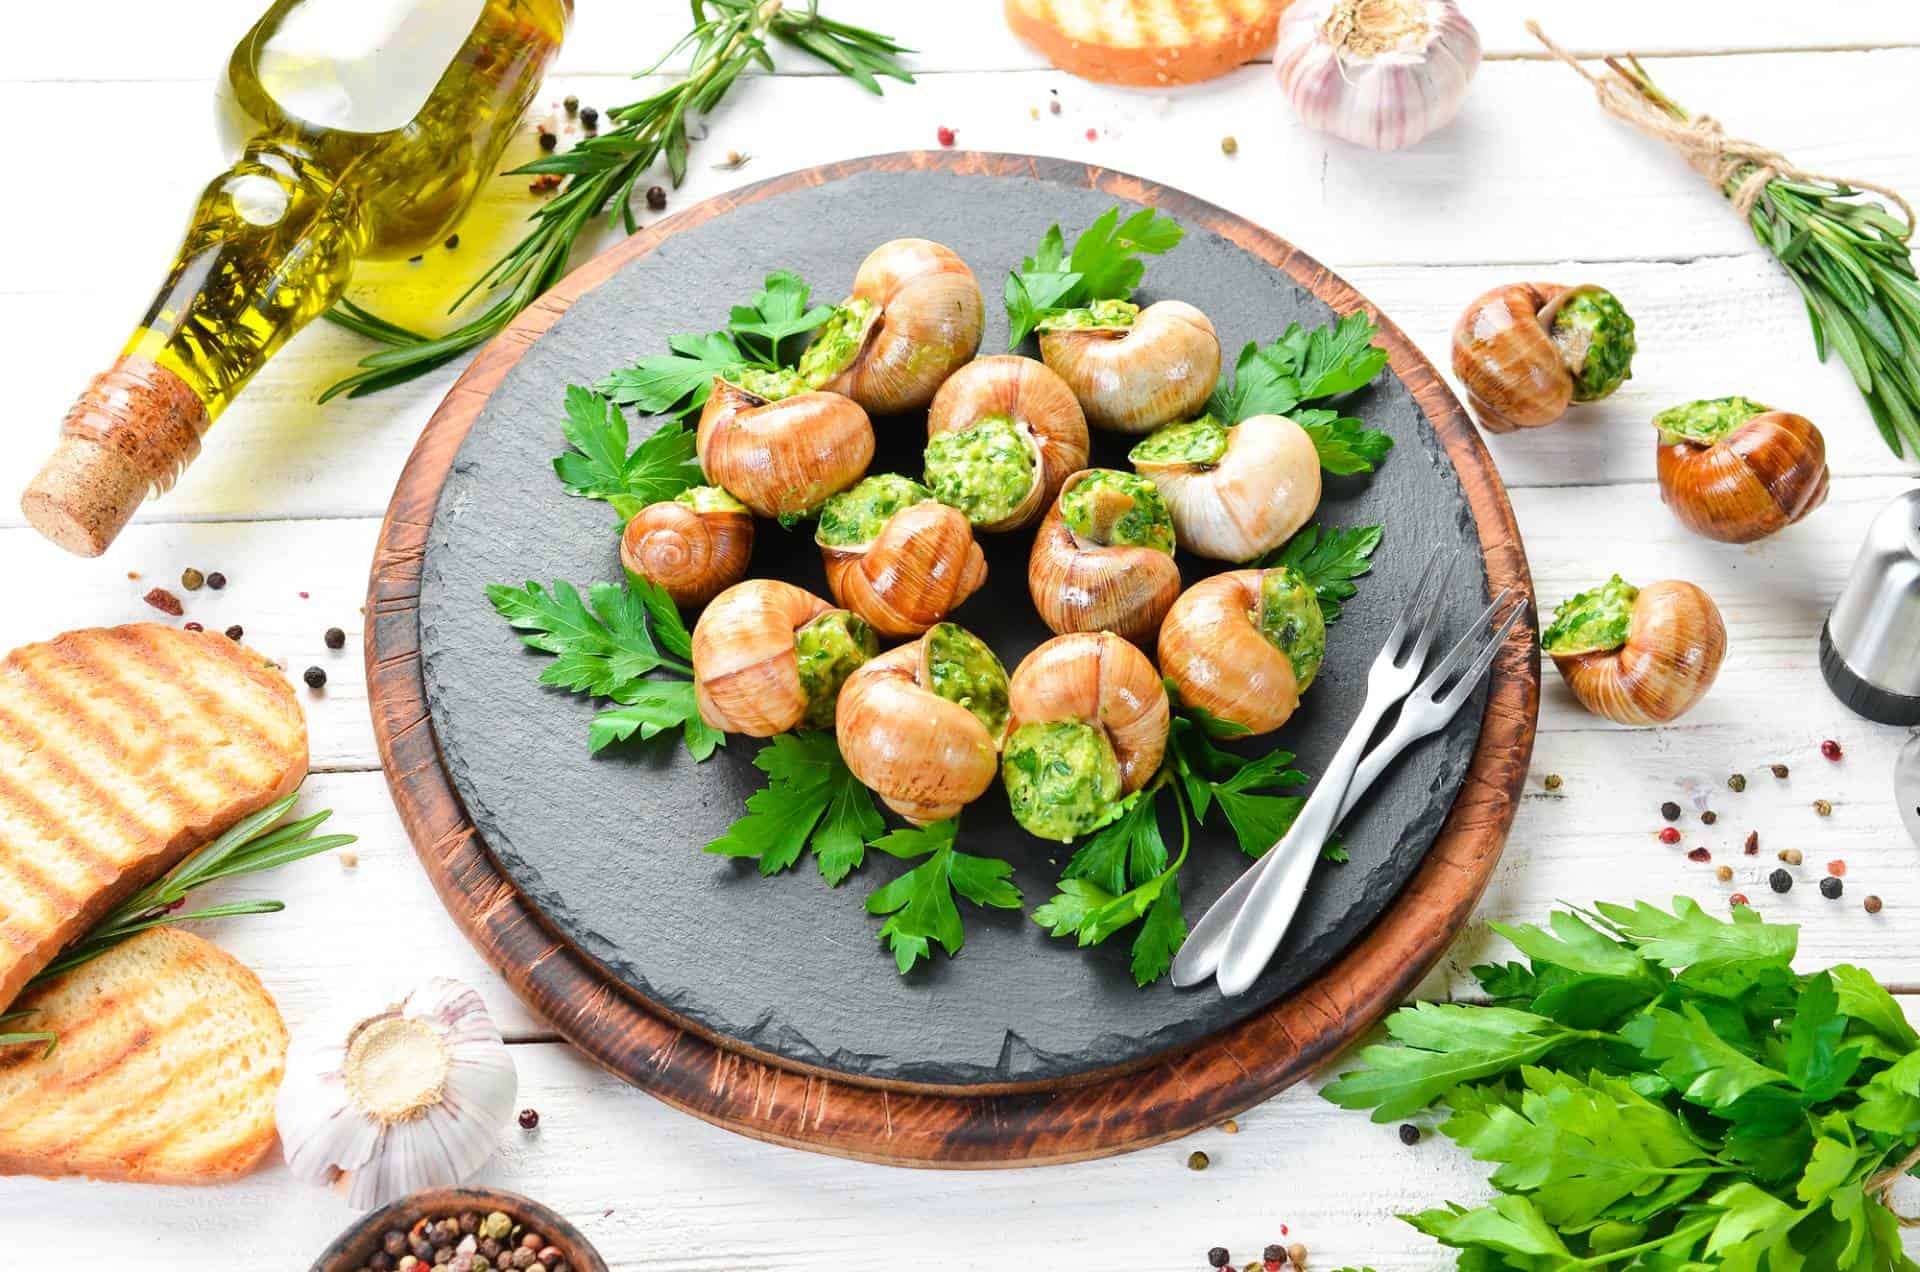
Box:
[1382,551,1443,656]
[1439,602,1526,709]
[1412,587,1513,699]
[1405,552,1459,667]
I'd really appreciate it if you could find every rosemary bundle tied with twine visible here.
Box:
[1531,22,1920,458]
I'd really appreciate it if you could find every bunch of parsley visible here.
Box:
[1323,898,1920,1270]
[1034,522,1383,985]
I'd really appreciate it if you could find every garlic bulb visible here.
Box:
[1275,0,1481,151]
[277,978,517,1210]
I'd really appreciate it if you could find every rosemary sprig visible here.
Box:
[0,1010,55,1058]
[320,0,912,401]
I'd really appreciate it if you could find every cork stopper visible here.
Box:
[21,356,209,557]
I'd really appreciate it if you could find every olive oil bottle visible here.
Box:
[23,0,569,556]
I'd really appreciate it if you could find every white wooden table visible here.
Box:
[5,3,1920,1265]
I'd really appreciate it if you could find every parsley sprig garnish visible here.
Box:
[1324,898,1920,1268]
[552,384,703,519]
[321,3,911,399]
[596,270,834,417]
[866,820,1023,975]
[1258,522,1384,622]
[1209,312,1394,475]
[1003,206,1185,346]
[487,573,721,759]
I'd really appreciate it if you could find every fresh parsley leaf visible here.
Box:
[551,384,704,519]
[1131,878,1187,986]
[590,680,721,759]
[705,731,884,883]
[597,329,748,417]
[1033,855,1186,987]
[1258,523,1383,622]
[1209,749,1309,859]
[1059,789,1165,895]
[624,567,694,661]
[865,820,1021,974]
[1004,207,1182,346]
[1621,1003,1790,1112]
[1787,972,1866,1103]
[1488,910,1660,986]
[1206,313,1388,422]
[1294,408,1395,476]
[1323,1003,1598,1122]
[1590,897,1799,977]
[1320,840,1350,864]
[1401,1194,1573,1261]
[727,269,835,364]
[1829,964,1920,1050]
[488,578,670,695]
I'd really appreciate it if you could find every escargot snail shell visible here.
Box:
[818,238,984,415]
[1134,414,1322,562]
[925,355,1090,532]
[838,639,1001,824]
[691,578,834,736]
[820,501,988,639]
[1006,632,1170,796]
[1450,282,1573,433]
[620,501,753,609]
[1039,299,1221,434]
[1027,473,1182,647]
[1553,580,1727,726]
[696,379,874,519]
[1656,412,1829,544]
[1157,570,1305,736]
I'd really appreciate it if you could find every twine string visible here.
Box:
[1868,1140,1920,1228]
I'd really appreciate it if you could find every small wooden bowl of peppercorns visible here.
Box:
[310,1187,609,1272]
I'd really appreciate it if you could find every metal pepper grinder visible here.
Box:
[1821,488,1920,725]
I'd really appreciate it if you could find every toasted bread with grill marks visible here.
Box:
[0,624,307,1012]
[1005,0,1283,87]
[0,926,287,1182]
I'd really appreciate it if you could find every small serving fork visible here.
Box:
[1171,554,1524,994]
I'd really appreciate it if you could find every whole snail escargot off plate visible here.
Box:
[1452,283,1636,432]
[1001,632,1171,842]
[1542,574,1726,725]
[800,238,984,415]
[1038,298,1222,434]
[837,623,1010,825]
[620,485,753,608]
[1159,567,1326,737]
[924,355,1089,533]
[1128,413,1322,562]
[1028,468,1183,646]
[1652,396,1829,543]
[815,474,987,638]
[691,579,877,736]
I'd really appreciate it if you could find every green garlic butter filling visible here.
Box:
[924,414,1038,527]
[1129,414,1230,467]
[1256,567,1326,690]
[673,484,748,513]
[1653,395,1770,446]
[814,474,933,548]
[1034,297,1139,333]
[796,296,879,386]
[1001,720,1124,842]
[1549,287,1637,403]
[1059,469,1176,555]
[1541,574,1639,657]
[924,623,1010,738]
[793,610,878,727]
[731,365,809,402]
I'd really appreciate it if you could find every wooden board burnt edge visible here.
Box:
[365,150,1541,1168]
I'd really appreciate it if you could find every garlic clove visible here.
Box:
[278,977,517,1210]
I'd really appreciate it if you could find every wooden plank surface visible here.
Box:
[6,0,1920,1266]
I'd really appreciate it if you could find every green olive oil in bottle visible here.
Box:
[23,0,569,555]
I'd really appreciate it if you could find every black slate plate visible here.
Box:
[418,164,1488,1089]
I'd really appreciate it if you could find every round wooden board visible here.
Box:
[365,151,1540,1168]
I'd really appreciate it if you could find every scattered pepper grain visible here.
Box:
[445,234,460,249]
[1221,1119,1239,1134]
[1208,1250,1230,1269]
[1814,799,1832,816]
[563,94,578,116]
[646,185,667,211]
[1715,865,1733,882]
[1728,773,1747,792]
[1781,848,1804,865]
[519,1108,540,1130]
[339,849,359,870]
[538,130,557,152]
[1289,1243,1309,1269]
[1221,135,1239,155]
[1543,773,1563,791]
[936,125,956,146]
[1658,827,1682,845]
[325,626,347,650]
[1398,1123,1421,1145]
[1049,98,1062,115]
[1821,739,1843,761]
[1661,800,1681,821]
[1865,895,1883,914]
[1820,876,1844,899]
[1701,810,1718,825]
[1770,869,1793,893]
[304,665,327,690]
[580,105,598,130]
[225,624,244,641]
[1688,847,1711,863]
[1745,831,1759,855]
[1828,859,1846,877]
[1730,893,1750,907]
[180,567,205,591]
[184,621,203,632]
[206,571,227,590]
[143,587,183,616]
[1771,763,1790,779]
[1187,1150,1210,1171]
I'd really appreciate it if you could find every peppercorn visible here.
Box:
[206,571,227,589]
[386,1232,409,1258]
[1221,135,1239,155]
[1701,810,1718,825]
[1398,1122,1421,1145]
[372,1253,394,1272]
[1208,1249,1231,1269]
[1221,1118,1238,1133]
[409,255,424,264]
[646,185,667,211]
[184,621,204,632]
[1049,98,1062,114]
[1288,1244,1308,1269]
[460,1214,480,1235]
[1821,739,1843,761]
[518,1107,540,1130]
[1865,895,1884,914]
[1660,801,1681,821]
[1828,859,1846,876]
[936,125,956,146]
[536,1249,561,1269]
[1728,773,1747,792]
[224,624,244,641]
[446,234,460,249]
[1658,827,1682,845]
[1781,848,1804,865]
[1730,893,1750,907]
[1814,799,1832,816]
[304,665,327,689]
[563,94,579,116]
[1688,847,1711,863]
[1543,773,1563,791]
[1187,1150,1210,1170]
[1264,1246,1285,1264]
[326,626,347,650]
[1716,865,1733,882]
[143,587,184,615]
[1745,831,1759,854]
[1820,876,1844,899]
[538,130,557,152]
[580,106,598,129]
[1770,869,1793,893]
[180,567,205,591]
[1771,763,1790,778]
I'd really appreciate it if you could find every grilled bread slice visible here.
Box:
[0,926,287,1182]
[1004,0,1283,86]
[0,624,307,1011]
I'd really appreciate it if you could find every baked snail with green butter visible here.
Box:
[1652,396,1829,543]
[1028,468,1183,645]
[1001,631,1171,842]
[1451,283,1636,432]
[801,238,984,415]
[1038,298,1221,434]
[815,474,987,639]
[1542,574,1726,725]
[620,485,753,609]
[924,355,1089,532]
[696,373,873,520]
[691,578,878,736]
[1158,567,1325,737]
[1127,413,1322,561]
[837,623,1010,825]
